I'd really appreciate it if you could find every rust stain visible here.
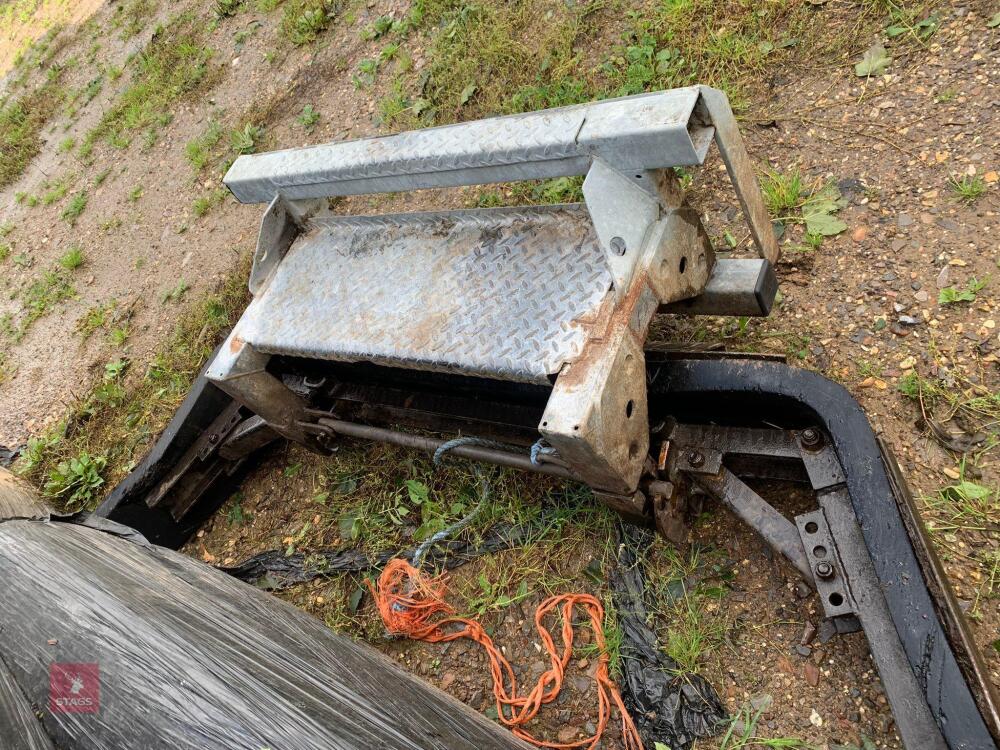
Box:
[229,334,245,354]
[558,271,652,389]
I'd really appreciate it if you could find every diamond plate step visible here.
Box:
[234,205,612,384]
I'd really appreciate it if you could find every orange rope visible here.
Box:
[369,558,643,750]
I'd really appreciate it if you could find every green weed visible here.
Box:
[61,192,88,224]
[297,104,320,132]
[281,0,339,45]
[43,451,107,509]
[948,174,986,203]
[230,123,263,155]
[939,278,987,305]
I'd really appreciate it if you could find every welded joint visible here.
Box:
[582,160,715,305]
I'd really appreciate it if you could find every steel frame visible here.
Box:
[93,86,999,748]
[98,355,1000,749]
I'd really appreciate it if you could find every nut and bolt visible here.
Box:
[687,450,705,468]
[610,236,627,256]
[814,560,835,579]
[800,428,823,450]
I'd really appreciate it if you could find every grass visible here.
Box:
[162,279,190,303]
[394,0,868,130]
[11,268,76,341]
[948,174,986,203]
[58,246,85,270]
[17,253,252,506]
[718,702,811,749]
[83,13,217,152]
[193,189,228,217]
[921,463,999,619]
[185,120,223,171]
[41,175,70,204]
[77,301,115,339]
[215,0,247,18]
[61,192,88,224]
[757,167,847,242]
[0,80,63,187]
[110,0,156,40]
[760,168,805,215]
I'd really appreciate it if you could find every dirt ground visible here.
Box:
[1,1,998,748]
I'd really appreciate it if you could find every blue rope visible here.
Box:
[530,438,556,466]
[411,437,506,568]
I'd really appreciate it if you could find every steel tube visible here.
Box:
[317,418,578,480]
[690,467,814,582]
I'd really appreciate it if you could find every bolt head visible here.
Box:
[687,450,705,468]
[800,428,822,449]
[610,236,627,256]
[815,561,834,579]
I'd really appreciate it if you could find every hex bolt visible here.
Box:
[800,428,823,450]
[610,236,627,256]
[687,450,705,468]
[208,434,219,444]
[815,560,834,579]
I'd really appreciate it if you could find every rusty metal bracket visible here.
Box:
[794,508,854,619]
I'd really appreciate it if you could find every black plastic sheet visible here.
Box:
[221,519,538,589]
[612,523,728,750]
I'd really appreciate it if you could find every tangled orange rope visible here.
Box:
[370,558,643,750]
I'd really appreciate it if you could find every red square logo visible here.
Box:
[49,663,99,714]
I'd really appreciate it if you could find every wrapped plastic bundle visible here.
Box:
[0,470,528,750]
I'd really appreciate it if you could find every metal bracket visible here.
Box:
[696,87,780,264]
[795,509,854,619]
[582,159,660,298]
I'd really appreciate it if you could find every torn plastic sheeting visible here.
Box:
[612,523,728,750]
[0,517,531,750]
[220,519,539,589]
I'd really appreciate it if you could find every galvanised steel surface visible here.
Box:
[223,87,714,203]
[235,205,613,384]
